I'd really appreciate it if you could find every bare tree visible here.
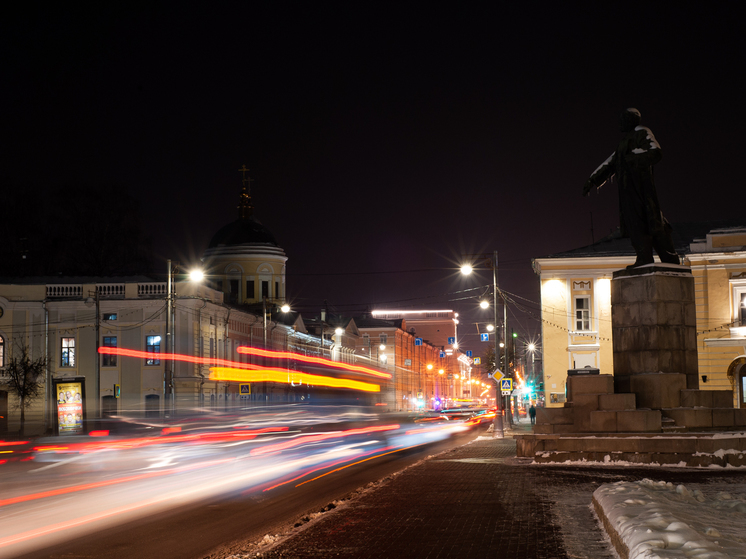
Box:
[3,345,47,436]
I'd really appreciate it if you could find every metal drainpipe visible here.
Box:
[223,307,231,407]
[43,300,50,434]
[197,299,207,403]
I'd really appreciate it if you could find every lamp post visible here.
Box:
[166,260,204,415]
[461,250,505,438]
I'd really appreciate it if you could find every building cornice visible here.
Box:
[534,256,635,276]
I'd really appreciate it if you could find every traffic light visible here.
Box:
[512,330,517,338]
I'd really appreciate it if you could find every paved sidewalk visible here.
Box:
[254,419,746,559]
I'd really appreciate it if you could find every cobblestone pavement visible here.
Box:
[253,420,746,559]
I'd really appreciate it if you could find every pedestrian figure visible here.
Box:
[582,108,679,268]
[528,405,536,425]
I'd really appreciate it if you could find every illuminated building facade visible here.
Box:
[359,310,473,411]
[533,222,746,409]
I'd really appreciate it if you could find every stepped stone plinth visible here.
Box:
[514,264,745,466]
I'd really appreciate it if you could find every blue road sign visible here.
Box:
[501,379,512,391]
[480,333,489,342]
[439,351,445,358]
[240,383,251,395]
[447,336,455,345]
[415,338,423,346]
[466,350,472,357]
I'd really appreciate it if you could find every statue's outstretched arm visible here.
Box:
[583,152,615,196]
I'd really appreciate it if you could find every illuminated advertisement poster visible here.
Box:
[53,378,86,435]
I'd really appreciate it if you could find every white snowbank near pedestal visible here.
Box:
[593,479,746,558]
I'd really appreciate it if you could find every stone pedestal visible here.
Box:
[611,265,698,395]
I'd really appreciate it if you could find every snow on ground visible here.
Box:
[594,479,746,558]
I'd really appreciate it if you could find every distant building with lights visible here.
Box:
[361,310,475,410]
[533,221,746,409]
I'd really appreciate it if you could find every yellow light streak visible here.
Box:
[209,368,380,392]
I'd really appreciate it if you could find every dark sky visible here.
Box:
[3,4,744,356]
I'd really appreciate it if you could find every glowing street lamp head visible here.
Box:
[427,364,433,370]
[460,264,473,276]
[188,269,205,282]
[335,327,344,336]
[438,369,444,375]
[281,304,291,313]
[480,300,489,309]
[527,343,536,352]
[486,324,494,332]
[379,344,386,351]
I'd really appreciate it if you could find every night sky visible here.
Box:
[3,4,744,356]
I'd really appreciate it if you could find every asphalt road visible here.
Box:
[9,427,485,559]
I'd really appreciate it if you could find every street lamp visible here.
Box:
[166,259,204,414]
[461,250,505,438]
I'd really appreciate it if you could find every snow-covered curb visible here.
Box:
[593,479,746,558]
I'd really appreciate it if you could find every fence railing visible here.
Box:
[46,285,82,298]
[137,282,167,297]
[45,283,168,298]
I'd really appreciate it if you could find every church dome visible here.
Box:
[208,216,278,248]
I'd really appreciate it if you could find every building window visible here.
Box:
[731,281,746,329]
[246,280,255,299]
[275,281,279,298]
[146,335,161,365]
[61,337,75,367]
[380,333,388,345]
[261,281,269,298]
[0,335,4,367]
[575,297,591,331]
[102,336,117,367]
[102,313,117,321]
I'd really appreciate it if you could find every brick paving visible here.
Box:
[256,419,746,559]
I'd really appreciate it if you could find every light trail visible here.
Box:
[249,424,399,456]
[33,426,289,456]
[236,346,392,379]
[262,446,387,492]
[97,347,261,370]
[295,444,423,487]
[97,347,389,389]
[209,367,381,393]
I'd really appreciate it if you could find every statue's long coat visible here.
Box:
[587,125,667,240]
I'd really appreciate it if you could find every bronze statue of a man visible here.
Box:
[583,108,679,267]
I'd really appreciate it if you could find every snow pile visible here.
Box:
[593,479,746,558]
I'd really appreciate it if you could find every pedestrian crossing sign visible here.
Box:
[473,357,481,364]
[500,378,512,391]
[240,383,251,395]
